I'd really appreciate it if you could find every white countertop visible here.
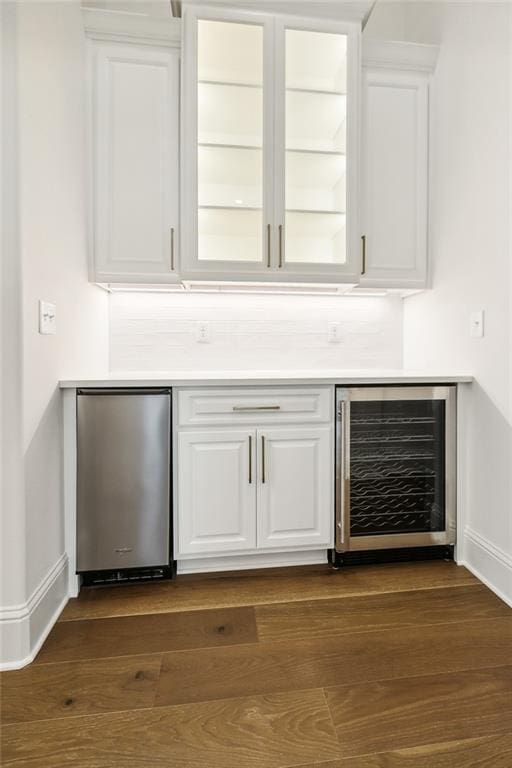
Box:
[59,369,473,388]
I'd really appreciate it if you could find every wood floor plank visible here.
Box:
[60,562,479,621]
[297,733,512,767]
[35,606,257,664]
[1,654,163,724]
[256,585,508,642]
[325,666,512,757]
[1,689,342,768]
[155,616,512,707]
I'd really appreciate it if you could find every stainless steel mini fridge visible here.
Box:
[335,386,456,557]
[77,389,172,577]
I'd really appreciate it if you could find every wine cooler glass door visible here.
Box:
[337,387,456,551]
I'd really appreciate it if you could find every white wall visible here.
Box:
[364,0,407,39]
[398,2,512,600]
[1,0,109,668]
[1,1,26,611]
[109,292,403,372]
[18,0,109,597]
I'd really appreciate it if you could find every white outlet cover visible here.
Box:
[196,321,211,343]
[39,301,56,335]
[328,321,342,343]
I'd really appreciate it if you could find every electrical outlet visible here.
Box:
[328,321,342,343]
[39,300,56,335]
[196,321,211,343]
[470,310,485,338]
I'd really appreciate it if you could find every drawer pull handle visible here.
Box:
[248,435,252,484]
[233,405,281,412]
[262,435,266,484]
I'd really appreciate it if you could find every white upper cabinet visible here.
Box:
[181,5,361,283]
[359,43,436,289]
[91,42,180,283]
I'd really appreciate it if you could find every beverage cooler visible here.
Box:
[334,386,456,562]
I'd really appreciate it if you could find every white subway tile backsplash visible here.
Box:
[109,292,403,372]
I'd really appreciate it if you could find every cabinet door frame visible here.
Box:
[256,425,334,550]
[359,68,429,288]
[181,4,275,279]
[91,41,180,283]
[177,428,257,556]
[273,15,361,283]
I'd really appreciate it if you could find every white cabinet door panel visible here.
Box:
[361,70,428,288]
[93,44,179,282]
[181,6,360,283]
[178,430,256,555]
[257,427,333,549]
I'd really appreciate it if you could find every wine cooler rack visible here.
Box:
[349,399,446,538]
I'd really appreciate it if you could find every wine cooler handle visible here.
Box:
[337,398,351,547]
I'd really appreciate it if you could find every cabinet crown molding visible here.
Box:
[82,7,181,46]
[183,0,373,24]
[362,38,439,73]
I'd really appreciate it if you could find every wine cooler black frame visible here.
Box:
[334,386,456,554]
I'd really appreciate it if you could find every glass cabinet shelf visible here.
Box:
[198,144,262,209]
[285,211,346,265]
[199,141,262,150]
[198,82,263,147]
[198,19,263,85]
[287,208,344,215]
[286,91,347,153]
[199,79,262,89]
[198,208,262,263]
[286,150,346,213]
[286,28,347,93]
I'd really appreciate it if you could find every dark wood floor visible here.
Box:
[2,561,512,767]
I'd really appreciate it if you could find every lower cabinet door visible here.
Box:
[257,427,333,549]
[177,430,257,555]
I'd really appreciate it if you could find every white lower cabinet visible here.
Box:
[176,387,334,562]
[257,428,332,549]
[177,430,256,555]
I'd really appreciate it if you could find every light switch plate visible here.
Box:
[39,301,56,335]
[470,310,484,338]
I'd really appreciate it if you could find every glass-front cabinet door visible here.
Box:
[276,21,359,279]
[182,6,360,282]
[182,7,274,277]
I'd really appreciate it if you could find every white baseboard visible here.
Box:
[177,549,328,574]
[0,553,69,670]
[461,527,512,608]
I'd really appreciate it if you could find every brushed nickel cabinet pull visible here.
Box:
[267,224,271,268]
[278,224,283,268]
[248,435,252,484]
[170,227,175,271]
[261,435,266,483]
[361,234,366,275]
[233,405,281,412]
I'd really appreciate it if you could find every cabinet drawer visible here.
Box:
[177,387,333,426]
